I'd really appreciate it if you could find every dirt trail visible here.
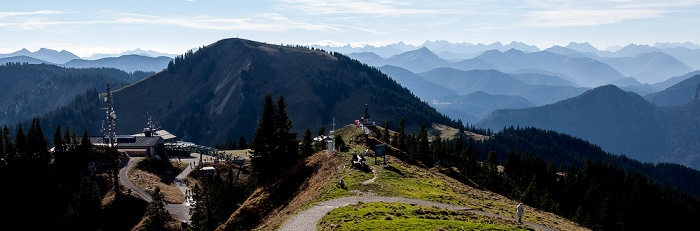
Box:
[279,196,554,231]
[361,167,377,185]
[119,154,209,222]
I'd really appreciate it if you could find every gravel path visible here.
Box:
[119,153,209,222]
[119,157,151,201]
[279,196,555,231]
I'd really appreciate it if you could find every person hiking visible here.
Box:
[339,179,346,189]
[516,203,524,223]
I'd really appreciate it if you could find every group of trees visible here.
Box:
[1,118,124,230]
[375,121,700,230]
[249,94,304,186]
[189,166,249,231]
[215,135,248,150]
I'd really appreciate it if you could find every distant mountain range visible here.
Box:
[0,48,173,73]
[85,48,177,60]
[348,45,696,87]
[63,55,172,73]
[477,82,700,170]
[315,40,700,69]
[0,48,80,64]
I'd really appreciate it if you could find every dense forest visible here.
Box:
[0,118,131,230]
[375,123,700,230]
[0,62,154,126]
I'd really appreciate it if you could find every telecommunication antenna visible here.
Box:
[105,82,116,147]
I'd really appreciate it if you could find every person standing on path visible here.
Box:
[516,203,524,223]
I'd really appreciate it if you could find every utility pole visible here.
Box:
[105,82,116,147]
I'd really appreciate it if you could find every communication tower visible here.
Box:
[105,82,117,147]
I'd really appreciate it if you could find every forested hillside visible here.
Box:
[478,85,700,169]
[0,63,153,125]
[372,123,700,230]
[86,38,464,146]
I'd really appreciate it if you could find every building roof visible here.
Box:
[131,129,177,140]
[90,136,164,148]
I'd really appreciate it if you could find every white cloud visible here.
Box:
[518,9,667,27]
[512,0,700,27]
[0,10,68,18]
[0,11,347,33]
[273,0,441,16]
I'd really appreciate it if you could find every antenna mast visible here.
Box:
[105,82,116,147]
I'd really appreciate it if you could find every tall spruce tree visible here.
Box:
[274,94,298,167]
[300,128,313,158]
[15,123,28,165]
[238,135,247,150]
[54,124,64,154]
[2,126,15,169]
[382,120,390,144]
[250,94,276,185]
[250,93,299,185]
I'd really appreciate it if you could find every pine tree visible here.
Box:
[28,118,48,164]
[250,94,299,185]
[0,129,4,170]
[142,187,172,231]
[315,125,326,151]
[250,94,276,184]
[382,120,390,144]
[300,128,313,158]
[274,94,298,167]
[54,124,64,154]
[2,126,15,169]
[15,124,27,163]
[63,126,72,150]
[417,123,430,164]
[238,135,247,150]
[397,118,407,151]
[75,176,102,230]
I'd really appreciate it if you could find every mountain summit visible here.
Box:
[106,38,455,145]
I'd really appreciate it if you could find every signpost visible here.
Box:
[375,144,387,164]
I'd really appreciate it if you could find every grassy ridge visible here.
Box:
[319,202,530,231]
[310,126,586,230]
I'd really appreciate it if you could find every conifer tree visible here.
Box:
[300,128,313,158]
[75,176,102,230]
[2,126,15,168]
[397,118,407,151]
[63,126,72,150]
[315,125,326,151]
[417,123,429,163]
[238,135,247,150]
[142,187,172,231]
[0,128,4,170]
[250,94,299,185]
[28,118,48,164]
[250,94,276,184]
[274,94,298,166]
[15,123,27,161]
[382,120,390,144]
[54,124,64,154]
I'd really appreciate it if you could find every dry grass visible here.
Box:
[429,123,491,141]
[131,214,182,231]
[219,133,586,231]
[127,160,188,204]
[218,150,345,231]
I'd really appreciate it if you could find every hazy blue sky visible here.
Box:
[2,0,700,57]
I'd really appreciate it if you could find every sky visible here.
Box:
[2,0,700,57]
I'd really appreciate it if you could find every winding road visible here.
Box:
[119,153,208,222]
[279,196,555,231]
